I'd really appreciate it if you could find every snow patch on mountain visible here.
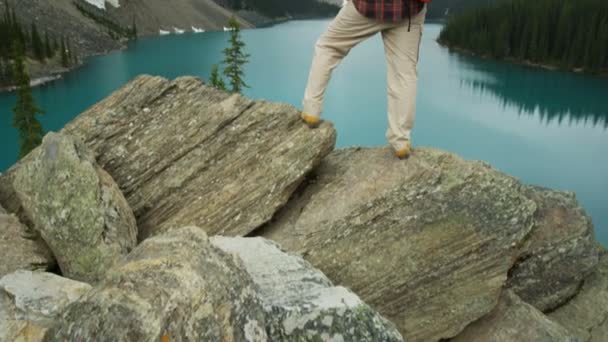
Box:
[84,0,120,10]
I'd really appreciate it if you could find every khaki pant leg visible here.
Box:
[302,0,389,118]
[381,5,427,151]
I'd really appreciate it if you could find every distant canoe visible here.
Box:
[223,26,235,32]
[173,27,185,34]
[159,29,171,35]
[192,27,205,33]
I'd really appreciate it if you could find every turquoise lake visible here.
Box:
[1,21,607,245]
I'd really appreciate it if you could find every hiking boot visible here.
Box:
[394,141,412,159]
[300,112,321,128]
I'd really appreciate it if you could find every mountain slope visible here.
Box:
[106,0,253,35]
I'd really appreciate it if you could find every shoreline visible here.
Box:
[0,75,63,93]
[0,14,336,94]
[437,39,608,78]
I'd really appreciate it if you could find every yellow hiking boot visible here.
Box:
[300,112,321,128]
[394,141,412,159]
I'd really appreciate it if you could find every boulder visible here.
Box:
[0,271,92,342]
[12,132,137,283]
[260,147,537,341]
[32,75,334,239]
[507,186,599,311]
[211,236,403,341]
[548,251,608,342]
[0,204,55,277]
[451,290,576,342]
[44,226,268,341]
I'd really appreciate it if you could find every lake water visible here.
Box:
[1,21,607,245]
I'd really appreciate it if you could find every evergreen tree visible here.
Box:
[209,64,226,90]
[439,0,608,74]
[66,38,73,65]
[60,37,69,67]
[11,42,44,158]
[44,30,53,59]
[131,17,138,40]
[0,57,9,87]
[221,17,250,93]
[31,22,45,61]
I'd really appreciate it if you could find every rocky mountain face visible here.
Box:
[0,74,606,341]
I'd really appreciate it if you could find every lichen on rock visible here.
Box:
[12,132,137,283]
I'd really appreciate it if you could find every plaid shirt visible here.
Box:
[352,0,426,22]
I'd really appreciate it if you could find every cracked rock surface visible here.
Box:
[507,186,599,312]
[549,251,608,342]
[0,204,55,278]
[0,271,91,342]
[45,226,268,342]
[451,290,577,342]
[11,132,137,283]
[55,75,336,239]
[212,236,403,341]
[261,147,538,341]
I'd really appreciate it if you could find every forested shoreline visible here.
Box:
[438,0,608,75]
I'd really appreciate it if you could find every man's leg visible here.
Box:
[381,6,427,155]
[302,1,388,123]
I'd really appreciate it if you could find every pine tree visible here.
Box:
[11,42,44,158]
[131,17,138,40]
[222,16,250,93]
[60,37,69,67]
[44,30,53,59]
[209,64,226,90]
[31,22,45,61]
[439,0,608,73]
[66,38,73,65]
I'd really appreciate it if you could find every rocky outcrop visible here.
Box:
[0,204,55,277]
[45,226,268,341]
[0,271,92,342]
[261,147,538,341]
[548,251,608,342]
[12,132,137,283]
[211,236,403,341]
[50,75,335,239]
[1,74,604,341]
[507,186,599,311]
[451,291,576,342]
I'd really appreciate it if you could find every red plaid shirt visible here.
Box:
[352,0,426,22]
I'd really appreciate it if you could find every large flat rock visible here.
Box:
[12,133,137,283]
[49,75,334,239]
[211,236,403,341]
[261,147,537,341]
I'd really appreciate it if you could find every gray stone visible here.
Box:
[0,204,55,278]
[211,236,403,341]
[507,186,599,312]
[44,226,268,342]
[549,251,608,342]
[0,271,92,342]
[12,132,137,283]
[261,147,537,341]
[452,290,577,342]
[48,75,334,239]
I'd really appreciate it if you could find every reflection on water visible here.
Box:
[453,52,608,129]
[0,21,606,245]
